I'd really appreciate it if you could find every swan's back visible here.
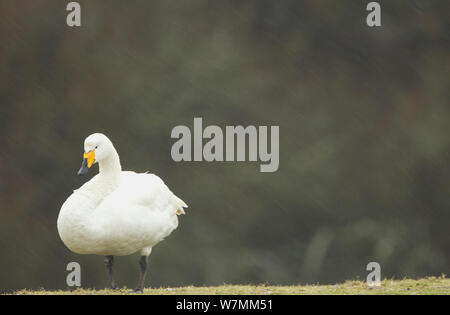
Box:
[109,171,186,215]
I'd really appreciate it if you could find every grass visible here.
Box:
[8,276,450,295]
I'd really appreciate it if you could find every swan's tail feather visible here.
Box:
[173,195,188,215]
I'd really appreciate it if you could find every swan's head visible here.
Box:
[77,133,115,176]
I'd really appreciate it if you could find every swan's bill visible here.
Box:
[78,150,95,176]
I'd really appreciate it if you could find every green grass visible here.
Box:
[9,276,450,295]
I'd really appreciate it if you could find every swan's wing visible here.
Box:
[103,171,187,215]
[73,174,100,194]
[60,174,101,213]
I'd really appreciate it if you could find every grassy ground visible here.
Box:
[9,276,449,295]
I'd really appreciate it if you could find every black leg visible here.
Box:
[133,256,148,293]
[104,256,119,290]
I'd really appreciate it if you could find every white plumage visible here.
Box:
[57,133,187,291]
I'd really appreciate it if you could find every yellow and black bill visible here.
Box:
[77,150,95,176]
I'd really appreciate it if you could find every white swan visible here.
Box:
[57,133,187,292]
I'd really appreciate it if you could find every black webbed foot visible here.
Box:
[128,288,144,294]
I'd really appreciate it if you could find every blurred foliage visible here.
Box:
[0,0,448,291]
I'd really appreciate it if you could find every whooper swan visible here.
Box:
[57,133,187,293]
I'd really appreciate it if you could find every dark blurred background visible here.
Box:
[0,0,449,292]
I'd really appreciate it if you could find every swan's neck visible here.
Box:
[97,149,122,189]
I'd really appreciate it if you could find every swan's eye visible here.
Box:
[95,146,98,149]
